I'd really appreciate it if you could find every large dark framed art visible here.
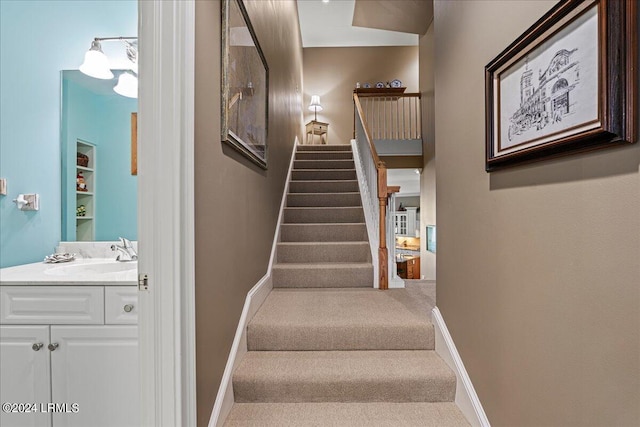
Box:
[221,0,269,169]
[485,0,637,171]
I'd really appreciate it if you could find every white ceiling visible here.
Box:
[297,0,418,47]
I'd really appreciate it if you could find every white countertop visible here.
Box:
[0,258,137,286]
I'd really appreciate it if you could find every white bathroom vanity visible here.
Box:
[0,257,138,427]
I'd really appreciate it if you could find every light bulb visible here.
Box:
[114,72,138,98]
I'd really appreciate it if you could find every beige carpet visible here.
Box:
[224,145,467,426]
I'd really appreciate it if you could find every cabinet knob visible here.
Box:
[123,304,134,313]
[32,343,44,351]
[48,343,59,351]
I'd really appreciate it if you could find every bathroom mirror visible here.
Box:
[61,70,138,241]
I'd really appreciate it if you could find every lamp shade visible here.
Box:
[308,95,323,112]
[114,72,138,98]
[79,40,114,80]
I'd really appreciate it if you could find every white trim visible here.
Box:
[138,1,196,426]
[350,139,379,288]
[208,139,299,427]
[432,307,491,427]
[208,274,272,427]
[267,137,299,275]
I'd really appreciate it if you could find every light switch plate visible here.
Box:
[24,194,39,210]
[0,178,6,196]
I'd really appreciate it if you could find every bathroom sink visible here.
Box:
[45,260,137,276]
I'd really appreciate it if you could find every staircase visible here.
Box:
[224,144,468,426]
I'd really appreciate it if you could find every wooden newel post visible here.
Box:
[377,162,389,290]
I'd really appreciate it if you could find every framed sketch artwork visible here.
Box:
[485,0,637,171]
[222,0,269,168]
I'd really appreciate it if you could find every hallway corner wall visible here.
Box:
[419,21,435,280]
[433,0,640,425]
[194,1,303,425]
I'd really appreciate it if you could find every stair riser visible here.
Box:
[289,180,359,193]
[284,208,364,224]
[287,193,361,208]
[277,243,371,263]
[292,170,357,181]
[297,145,351,152]
[233,376,455,403]
[225,403,470,427]
[272,266,373,288]
[294,160,355,170]
[247,324,434,351]
[280,224,368,242]
[296,152,353,160]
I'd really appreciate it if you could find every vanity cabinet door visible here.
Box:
[0,325,52,427]
[50,326,138,427]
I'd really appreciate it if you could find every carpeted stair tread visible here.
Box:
[294,159,356,169]
[280,223,367,242]
[296,151,353,160]
[248,289,433,350]
[289,180,359,193]
[277,242,370,263]
[291,169,357,181]
[232,350,456,403]
[284,206,364,224]
[287,192,362,207]
[297,144,352,151]
[272,263,373,288]
[224,402,470,426]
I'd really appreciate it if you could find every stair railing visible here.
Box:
[355,92,422,141]
[352,93,389,290]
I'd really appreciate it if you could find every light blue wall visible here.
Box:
[61,79,138,242]
[0,0,137,267]
[94,94,138,240]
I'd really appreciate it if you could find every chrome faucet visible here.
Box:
[111,237,138,262]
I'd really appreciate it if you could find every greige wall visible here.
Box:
[433,1,640,426]
[303,46,418,145]
[194,1,303,425]
[419,21,435,280]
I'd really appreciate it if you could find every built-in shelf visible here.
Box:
[75,140,96,241]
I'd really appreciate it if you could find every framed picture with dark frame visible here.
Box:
[485,0,637,172]
[221,0,269,169]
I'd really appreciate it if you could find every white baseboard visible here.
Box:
[208,275,272,427]
[208,138,299,427]
[432,307,490,427]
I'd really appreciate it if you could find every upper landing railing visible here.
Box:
[354,90,422,142]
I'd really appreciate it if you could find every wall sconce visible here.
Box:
[79,40,114,79]
[79,37,138,98]
[308,95,323,121]
[114,72,138,99]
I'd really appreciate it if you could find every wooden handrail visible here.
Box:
[356,92,422,98]
[353,95,381,165]
[354,93,389,290]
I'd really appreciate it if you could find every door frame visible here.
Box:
[138,1,196,425]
